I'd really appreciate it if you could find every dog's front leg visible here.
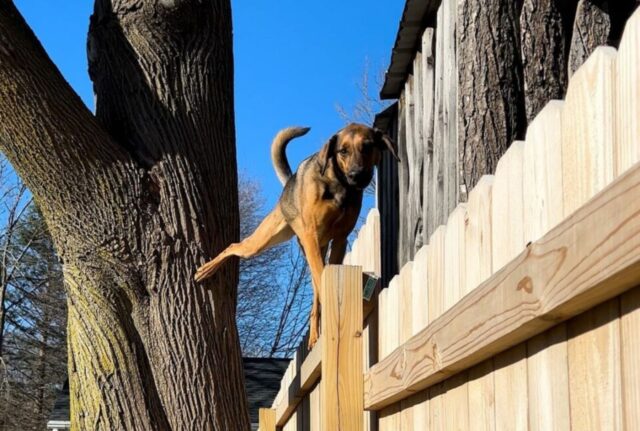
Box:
[328,237,348,265]
[298,231,325,349]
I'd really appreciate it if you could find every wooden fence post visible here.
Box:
[258,408,276,431]
[321,265,363,431]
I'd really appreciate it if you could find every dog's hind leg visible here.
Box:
[194,206,293,282]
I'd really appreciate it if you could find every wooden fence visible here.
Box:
[259,9,640,431]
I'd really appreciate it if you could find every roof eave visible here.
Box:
[380,0,441,100]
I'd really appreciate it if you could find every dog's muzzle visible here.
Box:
[347,170,373,190]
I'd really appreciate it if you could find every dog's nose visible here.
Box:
[347,170,363,180]
[347,170,369,186]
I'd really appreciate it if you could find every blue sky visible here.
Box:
[13,0,403,208]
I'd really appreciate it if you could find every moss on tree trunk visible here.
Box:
[0,1,250,429]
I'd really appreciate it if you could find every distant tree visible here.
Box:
[336,57,390,126]
[0,171,310,430]
[235,175,311,358]
[0,205,66,431]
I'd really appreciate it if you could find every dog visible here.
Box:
[195,123,399,348]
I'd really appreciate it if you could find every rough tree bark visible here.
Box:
[0,1,250,430]
[520,0,575,121]
[568,0,638,76]
[568,0,611,76]
[458,0,527,192]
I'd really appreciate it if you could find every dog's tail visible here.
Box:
[271,126,311,186]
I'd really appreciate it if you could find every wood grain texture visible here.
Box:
[273,337,322,427]
[463,175,494,295]
[523,101,565,244]
[399,262,415,344]
[368,209,382,276]
[494,344,528,431]
[363,313,378,431]
[412,52,425,254]
[275,356,301,426]
[527,324,570,431]
[310,383,321,431]
[491,140,525,272]
[441,0,459,220]
[259,408,276,431]
[467,360,496,431]
[567,299,622,431]
[321,265,363,431]
[428,0,460,233]
[427,226,447,324]
[399,71,423,264]
[387,277,401,354]
[615,9,640,175]
[621,286,640,431]
[397,92,409,267]
[444,204,467,311]
[431,4,446,238]
[365,161,640,410]
[428,383,446,431]
[405,391,429,431]
[562,46,617,217]
[422,27,437,244]
[411,247,430,429]
[442,372,469,431]
[378,404,400,431]
[377,286,389,360]
[399,262,415,428]
[412,245,430,335]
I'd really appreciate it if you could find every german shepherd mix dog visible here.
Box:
[195,123,399,348]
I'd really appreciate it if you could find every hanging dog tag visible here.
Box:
[362,272,379,301]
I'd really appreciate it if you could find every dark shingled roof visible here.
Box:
[48,357,290,428]
[373,103,398,132]
[48,380,70,422]
[380,0,441,99]
[243,357,290,425]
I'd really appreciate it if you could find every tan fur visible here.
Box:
[195,123,398,348]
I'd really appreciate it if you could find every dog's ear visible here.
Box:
[374,128,400,162]
[319,134,338,175]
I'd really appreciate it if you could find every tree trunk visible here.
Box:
[568,0,611,76]
[458,0,527,192]
[520,0,575,121]
[0,1,249,430]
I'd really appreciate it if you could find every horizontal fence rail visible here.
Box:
[366,160,640,410]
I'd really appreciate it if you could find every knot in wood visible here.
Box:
[517,276,534,294]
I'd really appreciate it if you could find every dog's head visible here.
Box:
[319,123,400,190]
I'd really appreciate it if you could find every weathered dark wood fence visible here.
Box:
[375,0,638,272]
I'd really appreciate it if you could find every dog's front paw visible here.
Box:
[194,259,221,283]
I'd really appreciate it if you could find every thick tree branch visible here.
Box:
[88,1,249,429]
[0,1,144,259]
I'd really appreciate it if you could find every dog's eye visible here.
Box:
[338,149,349,155]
